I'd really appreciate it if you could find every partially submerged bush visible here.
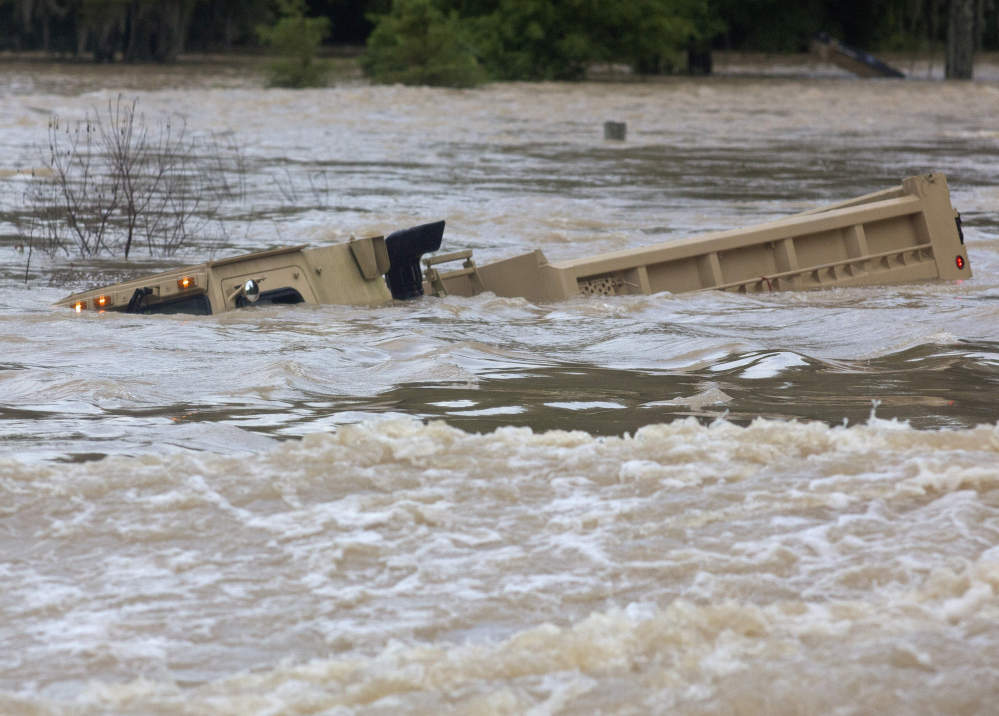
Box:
[20,95,243,261]
[257,0,332,88]
[363,0,719,84]
[472,0,718,79]
[362,0,486,87]
[469,0,593,81]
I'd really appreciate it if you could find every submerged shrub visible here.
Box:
[362,0,486,88]
[469,0,593,81]
[362,0,720,84]
[19,95,243,261]
[608,0,721,75]
[470,0,718,79]
[257,0,332,88]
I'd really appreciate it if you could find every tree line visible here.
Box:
[2,0,995,74]
[0,0,366,60]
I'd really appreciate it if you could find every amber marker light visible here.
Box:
[95,295,110,308]
[955,255,966,270]
[178,276,195,290]
[73,300,86,312]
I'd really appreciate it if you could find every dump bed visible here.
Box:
[430,174,970,301]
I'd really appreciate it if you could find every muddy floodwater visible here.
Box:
[1,57,998,714]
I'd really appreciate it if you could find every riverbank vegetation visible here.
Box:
[256,0,331,87]
[1,1,995,82]
[361,0,485,87]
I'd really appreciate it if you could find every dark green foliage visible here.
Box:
[488,0,716,78]
[467,0,592,80]
[363,0,718,84]
[591,0,720,75]
[257,0,332,87]
[5,0,999,76]
[361,0,486,87]
[457,0,611,80]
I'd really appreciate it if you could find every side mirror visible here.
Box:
[243,279,260,303]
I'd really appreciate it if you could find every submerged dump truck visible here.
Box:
[55,173,971,314]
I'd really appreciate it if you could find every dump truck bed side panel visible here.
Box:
[438,173,969,299]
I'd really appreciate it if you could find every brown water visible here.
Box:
[1,58,998,714]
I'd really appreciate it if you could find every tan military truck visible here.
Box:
[55,173,971,314]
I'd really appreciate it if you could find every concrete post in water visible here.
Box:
[946,0,976,79]
[604,121,626,141]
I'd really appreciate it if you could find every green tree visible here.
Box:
[436,0,721,80]
[466,0,592,80]
[592,0,720,74]
[362,0,486,87]
[257,0,332,87]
